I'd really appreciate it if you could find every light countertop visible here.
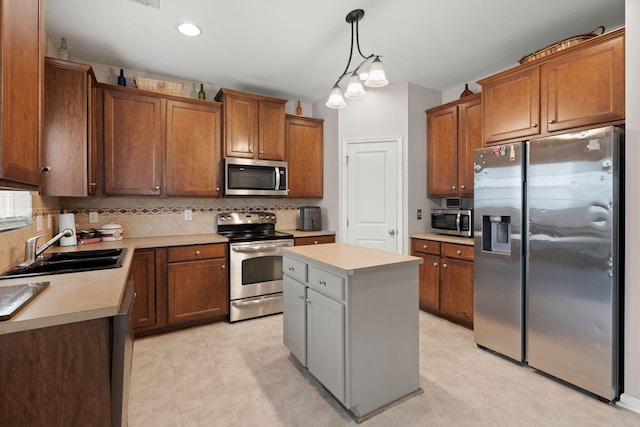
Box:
[410,233,474,246]
[281,229,336,238]
[0,233,228,335]
[283,242,423,276]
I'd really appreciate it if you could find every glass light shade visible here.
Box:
[364,56,389,87]
[344,73,367,99]
[177,22,202,36]
[326,84,346,109]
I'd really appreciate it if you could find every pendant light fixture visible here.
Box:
[326,9,388,109]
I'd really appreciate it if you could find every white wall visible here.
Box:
[621,0,640,412]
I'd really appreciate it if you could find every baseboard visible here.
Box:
[618,393,640,414]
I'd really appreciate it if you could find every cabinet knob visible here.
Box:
[297,294,304,299]
[433,262,438,267]
[260,150,264,154]
[305,298,311,304]
[221,264,226,269]
[319,279,326,286]
[313,240,318,244]
[530,123,538,128]
[452,185,456,190]
[216,187,220,191]
[548,119,556,124]
[289,266,295,271]
[42,166,51,173]
[456,250,462,255]
[154,185,161,191]
[461,185,465,189]
[443,263,448,269]
[194,250,201,256]
[423,245,428,250]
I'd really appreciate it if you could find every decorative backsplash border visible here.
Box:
[68,204,304,216]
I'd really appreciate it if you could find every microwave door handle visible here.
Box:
[275,167,281,191]
[456,212,461,232]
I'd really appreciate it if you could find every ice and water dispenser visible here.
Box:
[482,215,512,254]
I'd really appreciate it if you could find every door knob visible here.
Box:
[389,229,396,236]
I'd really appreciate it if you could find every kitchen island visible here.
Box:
[282,243,423,423]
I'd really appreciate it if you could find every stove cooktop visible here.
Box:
[216,211,293,242]
[218,230,293,243]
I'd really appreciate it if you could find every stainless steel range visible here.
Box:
[217,212,293,322]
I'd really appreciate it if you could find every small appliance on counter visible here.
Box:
[99,223,124,241]
[58,213,77,246]
[297,206,322,231]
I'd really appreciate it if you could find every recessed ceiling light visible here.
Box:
[177,22,201,37]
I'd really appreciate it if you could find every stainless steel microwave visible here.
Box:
[223,158,288,196]
[431,209,473,237]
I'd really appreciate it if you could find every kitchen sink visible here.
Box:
[0,248,127,279]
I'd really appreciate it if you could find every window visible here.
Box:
[0,191,32,231]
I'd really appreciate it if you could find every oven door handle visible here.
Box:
[232,295,281,306]
[231,243,291,253]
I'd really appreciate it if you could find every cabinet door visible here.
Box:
[427,105,458,196]
[42,58,96,196]
[223,93,258,158]
[286,115,324,197]
[306,288,345,403]
[0,0,42,188]
[166,99,222,196]
[129,249,158,330]
[440,257,474,325]
[167,258,228,324]
[416,253,440,312]
[283,276,307,365]
[483,67,540,144]
[103,89,164,195]
[543,35,624,133]
[258,100,286,160]
[457,97,482,196]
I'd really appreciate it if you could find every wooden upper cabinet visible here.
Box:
[215,88,286,160]
[0,0,43,189]
[103,88,164,195]
[42,58,97,196]
[542,34,624,133]
[427,93,481,197]
[427,104,457,196]
[480,28,624,145]
[286,115,324,198]
[482,67,540,144]
[166,99,222,196]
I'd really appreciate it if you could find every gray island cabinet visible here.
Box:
[282,243,423,422]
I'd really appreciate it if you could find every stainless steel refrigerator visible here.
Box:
[473,126,623,401]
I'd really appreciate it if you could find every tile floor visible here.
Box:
[129,312,640,426]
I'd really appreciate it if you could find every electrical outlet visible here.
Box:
[417,209,422,220]
[184,209,192,221]
[89,212,99,223]
[36,215,43,231]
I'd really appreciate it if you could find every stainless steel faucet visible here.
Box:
[19,228,74,267]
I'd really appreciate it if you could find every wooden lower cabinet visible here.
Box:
[131,244,228,337]
[0,318,112,426]
[294,235,335,246]
[411,238,474,327]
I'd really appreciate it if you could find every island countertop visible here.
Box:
[0,233,228,335]
[282,242,423,276]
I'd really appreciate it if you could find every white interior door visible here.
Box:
[345,139,400,252]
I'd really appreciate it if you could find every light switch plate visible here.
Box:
[89,212,99,223]
[184,209,192,221]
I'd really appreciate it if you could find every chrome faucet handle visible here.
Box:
[21,233,48,267]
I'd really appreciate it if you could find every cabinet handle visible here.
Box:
[456,250,462,255]
[530,123,538,128]
[443,263,448,269]
[548,119,556,124]
[195,250,201,256]
[42,166,51,173]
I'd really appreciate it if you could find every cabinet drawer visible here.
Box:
[411,239,441,256]
[442,243,474,261]
[295,235,335,246]
[308,266,345,302]
[283,256,307,282]
[167,244,226,262]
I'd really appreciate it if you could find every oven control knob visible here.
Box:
[219,216,226,222]
[270,215,276,220]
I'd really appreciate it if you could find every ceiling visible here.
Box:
[45,0,625,104]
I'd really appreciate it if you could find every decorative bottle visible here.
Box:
[117,69,126,86]
[58,38,70,60]
[198,84,206,100]
[459,83,473,98]
[296,100,302,116]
